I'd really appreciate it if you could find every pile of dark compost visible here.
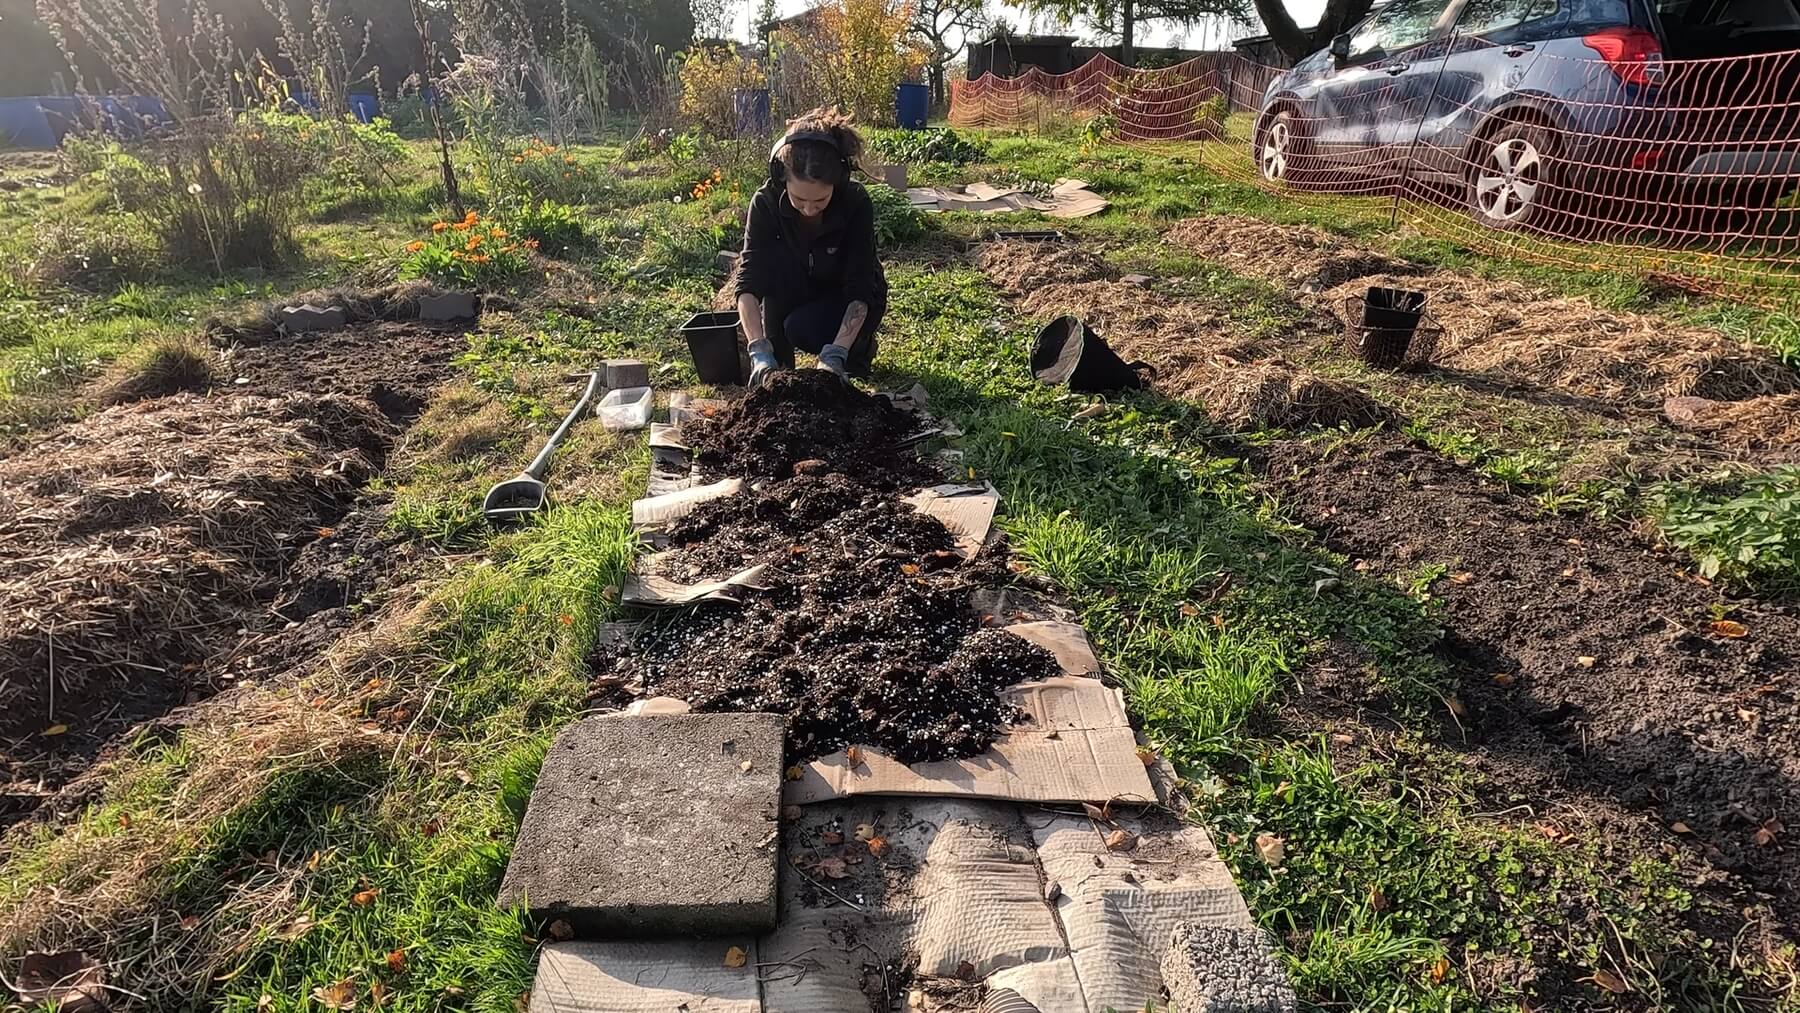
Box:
[680,371,933,485]
[655,473,959,584]
[0,393,393,822]
[598,481,1057,762]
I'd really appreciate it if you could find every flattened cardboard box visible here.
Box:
[786,675,1152,805]
[531,940,760,1013]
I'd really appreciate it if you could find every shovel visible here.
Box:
[483,369,604,523]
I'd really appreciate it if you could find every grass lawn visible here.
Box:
[1,121,1796,1011]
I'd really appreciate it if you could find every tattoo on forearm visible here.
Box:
[837,301,868,345]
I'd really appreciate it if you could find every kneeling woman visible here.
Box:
[735,108,887,386]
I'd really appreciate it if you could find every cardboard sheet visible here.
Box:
[669,393,731,427]
[1032,814,1254,1012]
[621,561,770,606]
[1005,621,1102,677]
[646,423,701,497]
[906,178,1110,219]
[530,940,761,1013]
[786,676,1153,805]
[902,482,999,559]
[631,477,743,529]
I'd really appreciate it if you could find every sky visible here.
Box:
[734,0,1330,50]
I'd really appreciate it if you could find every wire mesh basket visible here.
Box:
[1342,290,1441,371]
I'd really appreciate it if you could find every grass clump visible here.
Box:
[93,333,215,404]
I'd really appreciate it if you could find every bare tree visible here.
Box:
[1252,0,1373,63]
[911,0,985,108]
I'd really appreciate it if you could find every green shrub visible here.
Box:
[867,127,988,165]
[400,212,534,288]
[1651,466,1800,594]
[507,199,589,256]
[867,182,928,245]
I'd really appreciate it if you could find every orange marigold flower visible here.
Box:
[565,155,576,164]
[431,222,449,232]
[405,240,425,252]
[463,210,479,223]
[490,227,507,238]
[524,238,540,249]
[513,155,525,163]
[471,253,491,263]
[563,172,572,179]
[465,235,483,250]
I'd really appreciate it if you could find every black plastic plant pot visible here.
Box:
[681,311,744,385]
[1350,287,1428,369]
[994,229,1066,242]
[1031,316,1155,393]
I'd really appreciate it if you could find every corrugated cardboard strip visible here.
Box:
[531,940,761,1013]
[906,178,1110,219]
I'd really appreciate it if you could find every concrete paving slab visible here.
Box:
[498,712,784,937]
[417,290,478,323]
[530,940,761,1013]
[280,303,346,333]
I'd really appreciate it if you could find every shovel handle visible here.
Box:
[525,370,604,480]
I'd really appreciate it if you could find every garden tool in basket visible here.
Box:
[482,369,603,523]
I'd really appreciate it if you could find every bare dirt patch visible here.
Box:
[224,320,463,421]
[1259,433,1800,913]
[0,393,392,821]
[974,241,1381,431]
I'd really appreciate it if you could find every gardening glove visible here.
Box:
[816,342,850,382]
[747,338,780,389]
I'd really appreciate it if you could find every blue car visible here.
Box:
[1254,0,1800,232]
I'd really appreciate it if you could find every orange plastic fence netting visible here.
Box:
[953,47,1800,304]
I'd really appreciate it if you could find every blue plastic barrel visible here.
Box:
[348,92,380,123]
[895,83,928,130]
[733,88,770,137]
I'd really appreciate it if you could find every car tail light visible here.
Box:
[1585,28,1665,86]
[1629,148,1664,169]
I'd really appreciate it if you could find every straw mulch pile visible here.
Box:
[1167,215,1422,290]
[0,393,393,742]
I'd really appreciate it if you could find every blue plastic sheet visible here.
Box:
[0,98,56,149]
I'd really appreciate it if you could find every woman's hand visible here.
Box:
[816,344,849,379]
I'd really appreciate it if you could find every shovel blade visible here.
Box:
[483,473,547,521]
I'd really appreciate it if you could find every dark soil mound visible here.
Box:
[1260,434,1800,910]
[596,481,1056,761]
[656,474,957,584]
[680,371,929,483]
[226,321,461,422]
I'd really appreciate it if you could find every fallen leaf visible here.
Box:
[739,760,753,773]
[317,527,336,538]
[814,856,850,879]
[785,765,805,781]
[180,913,201,931]
[867,836,888,857]
[420,820,441,838]
[1491,673,1516,687]
[370,980,389,1007]
[1104,829,1135,851]
[453,768,473,785]
[118,812,132,829]
[1446,695,1468,718]
[1179,603,1199,617]
[844,746,865,768]
[557,613,574,626]
[312,977,358,1009]
[1576,655,1597,668]
[1671,822,1692,834]
[821,830,844,845]
[386,949,407,973]
[724,946,748,968]
[275,914,316,941]
[306,850,323,872]
[955,959,977,980]
[1254,833,1285,867]
[1134,746,1158,767]
[1081,801,1108,822]
[1710,619,1749,639]
[352,887,380,906]
[899,563,921,575]
[1590,968,1630,994]
[1369,885,1389,911]
[42,724,68,737]
[1754,818,1782,847]
[850,823,876,842]
[1449,571,1475,585]
[1429,958,1450,984]
[548,919,575,941]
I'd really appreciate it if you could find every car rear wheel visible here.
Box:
[1258,109,1310,186]
[1468,121,1560,231]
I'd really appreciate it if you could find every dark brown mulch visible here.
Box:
[679,370,934,485]
[1259,434,1800,912]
